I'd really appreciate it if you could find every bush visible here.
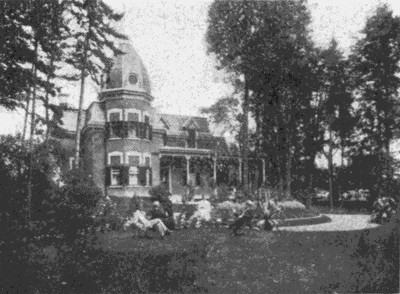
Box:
[45,169,102,243]
[149,182,170,202]
[370,196,397,224]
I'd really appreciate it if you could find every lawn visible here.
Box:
[100,216,399,294]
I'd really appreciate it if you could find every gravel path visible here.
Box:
[280,214,380,232]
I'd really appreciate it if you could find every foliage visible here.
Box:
[350,4,400,156]
[207,0,317,197]
[371,196,398,224]
[45,169,102,243]
[149,182,170,202]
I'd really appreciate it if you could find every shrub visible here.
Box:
[149,182,170,202]
[46,169,102,243]
[370,196,398,224]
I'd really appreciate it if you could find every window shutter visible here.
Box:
[140,123,145,139]
[149,168,152,186]
[135,123,140,138]
[122,121,128,138]
[149,125,152,140]
[105,167,111,186]
[122,166,129,186]
[138,167,146,186]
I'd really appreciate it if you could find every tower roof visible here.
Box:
[105,42,151,94]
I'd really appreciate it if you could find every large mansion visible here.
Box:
[53,41,257,200]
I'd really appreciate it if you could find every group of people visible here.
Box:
[124,199,174,239]
[227,196,282,236]
[123,186,282,239]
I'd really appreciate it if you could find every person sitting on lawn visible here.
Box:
[126,200,172,239]
[185,194,212,228]
[148,201,175,230]
[229,200,257,236]
[262,198,282,231]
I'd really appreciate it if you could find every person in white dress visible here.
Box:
[186,195,212,228]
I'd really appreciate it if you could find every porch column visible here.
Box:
[185,155,191,184]
[213,156,217,183]
[238,157,242,185]
[168,163,172,194]
[262,158,266,184]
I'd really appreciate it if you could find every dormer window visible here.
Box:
[187,129,196,148]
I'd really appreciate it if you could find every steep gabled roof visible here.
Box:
[155,113,210,133]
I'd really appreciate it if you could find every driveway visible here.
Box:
[280,214,380,232]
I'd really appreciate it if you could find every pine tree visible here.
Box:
[64,0,126,168]
[350,5,400,197]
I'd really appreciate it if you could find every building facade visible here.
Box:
[54,41,244,200]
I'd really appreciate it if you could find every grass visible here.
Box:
[100,214,399,294]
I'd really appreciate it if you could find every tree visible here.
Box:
[207,0,314,198]
[207,1,261,197]
[64,0,127,168]
[316,39,355,207]
[200,96,240,138]
[350,4,400,197]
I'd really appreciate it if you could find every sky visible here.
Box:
[1,0,400,136]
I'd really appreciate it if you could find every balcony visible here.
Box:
[106,121,152,140]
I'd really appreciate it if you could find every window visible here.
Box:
[128,112,139,121]
[187,129,196,148]
[110,168,122,186]
[110,156,121,165]
[144,156,151,167]
[129,73,138,85]
[107,109,122,122]
[163,133,167,146]
[129,166,139,186]
[128,155,140,166]
[108,152,123,165]
[126,152,141,166]
[142,111,150,124]
[125,109,141,121]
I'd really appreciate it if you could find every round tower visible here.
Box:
[100,41,158,198]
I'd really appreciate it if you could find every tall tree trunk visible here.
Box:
[242,77,250,198]
[22,64,35,144]
[45,58,54,141]
[328,128,334,209]
[285,132,292,199]
[27,41,39,221]
[74,36,89,169]
[22,94,31,143]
